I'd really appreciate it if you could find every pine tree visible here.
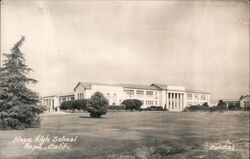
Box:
[0,36,39,111]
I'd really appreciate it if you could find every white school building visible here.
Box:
[41,82,210,112]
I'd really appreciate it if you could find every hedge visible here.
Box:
[60,99,88,110]
[143,106,167,111]
[108,105,126,111]
[182,105,228,112]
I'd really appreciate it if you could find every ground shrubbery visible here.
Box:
[183,105,210,112]
[183,100,230,112]
[60,99,88,110]
[108,105,126,112]
[143,106,167,111]
[122,99,143,111]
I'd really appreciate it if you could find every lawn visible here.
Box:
[0,111,249,159]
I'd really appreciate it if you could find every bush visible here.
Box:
[86,92,108,118]
[182,105,210,112]
[122,99,143,111]
[228,103,242,111]
[210,105,228,112]
[0,105,43,130]
[60,99,88,110]
[143,106,166,111]
[108,105,126,111]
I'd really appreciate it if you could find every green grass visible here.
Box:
[0,111,249,159]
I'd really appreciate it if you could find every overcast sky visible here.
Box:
[1,0,249,100]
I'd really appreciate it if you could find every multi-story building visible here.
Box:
[41,82,210,112]
[73,82,210,111]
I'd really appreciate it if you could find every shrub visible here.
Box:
[86,92,108,118]
[182,105,209,112]
[108,105,126,111]
[202,102,209,107]
[122,99,143,111]
[228,102,242,111]
[210,105,228,112]
[60,99,88,110]
[143,106,166,111]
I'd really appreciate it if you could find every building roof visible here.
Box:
[58,92,74,97]
[74,82,123,91]
[74,82,209,93]
[41,92,74,99]
[151,84,168,90]
[185,89,210,94]
[118,83,160,90]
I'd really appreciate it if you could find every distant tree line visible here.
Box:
[183,100,246,112]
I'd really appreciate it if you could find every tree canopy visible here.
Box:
[0,36,39,111]
[86,92,108,118]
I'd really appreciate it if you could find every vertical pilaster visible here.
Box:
[173,93,175,110]
[162,90,166,108]
[176,93,180,109]
[166,92,168,109]
[169,92,172,110]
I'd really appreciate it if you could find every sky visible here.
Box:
[1,0,249,100]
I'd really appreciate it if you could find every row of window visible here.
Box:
[60,96,74,103]
[187,93,208,101]
[244,101,249,107]
[43,99,54,107]
[77,93,84,99]
[125,90,158,99]
[143,100,158,105]
[106,93,117,105]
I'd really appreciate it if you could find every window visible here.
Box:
[155,101,158,105]
[106,93,111,99]
[146,91,153,96]
[187,93,192,100]
[78,93,84,99]
[155,91,158,99]
[194,94,199,100]
[136,90,144,95]
[125,90,134,97]
[201,94,205,100]
[146,100,154,105]
[112,93,117,104]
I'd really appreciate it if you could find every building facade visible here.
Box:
[240,95,250,110]
[41,93,75,112]
[73,82,210,111]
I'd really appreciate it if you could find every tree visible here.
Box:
[0,36,43,129]
[0,36,39,111]
[122,99,143,111]
[86,92,108,118]
[217,100,226,107]
[202,102,209,107]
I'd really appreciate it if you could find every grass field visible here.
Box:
[0,111,249,159]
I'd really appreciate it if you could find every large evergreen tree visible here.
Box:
[0,36,39,111]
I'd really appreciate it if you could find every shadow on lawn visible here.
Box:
[79,115,107,119]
